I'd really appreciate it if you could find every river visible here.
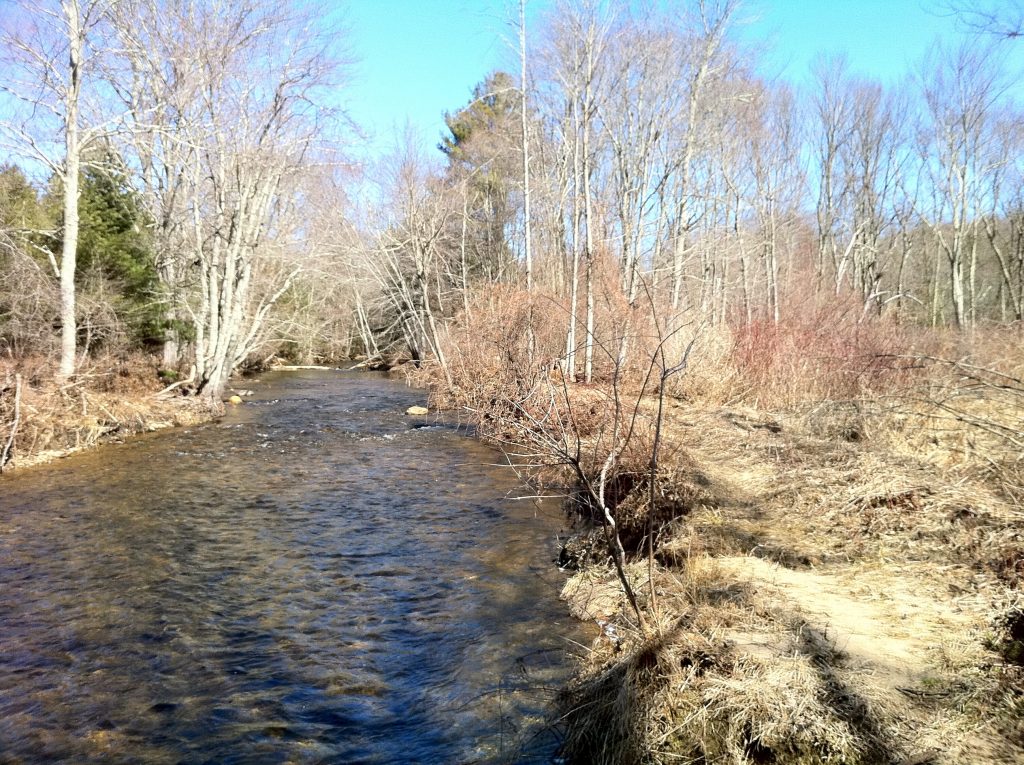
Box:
[0,370,588,764]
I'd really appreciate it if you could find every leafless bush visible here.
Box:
[0,242,59,358]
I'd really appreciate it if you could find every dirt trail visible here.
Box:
[717,555,969,691]
[559,401,1023,764]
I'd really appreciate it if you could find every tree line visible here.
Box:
[0,0,355,400]
[354,0,1024,389]
[1,0,1021,402]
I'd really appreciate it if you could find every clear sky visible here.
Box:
[340,0,520,161]
[736,0,998,84]
[340,0,1020,164]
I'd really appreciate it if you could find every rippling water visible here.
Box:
[0,370,587,764]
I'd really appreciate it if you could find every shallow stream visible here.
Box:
[0,370,587,764]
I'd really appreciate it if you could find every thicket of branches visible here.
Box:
[0,0,357,401]
[354,0,1024,380]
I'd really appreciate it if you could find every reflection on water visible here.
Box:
[0,370,586,764]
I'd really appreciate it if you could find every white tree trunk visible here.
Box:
[58,0,84,380]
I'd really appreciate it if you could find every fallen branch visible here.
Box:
[154,374,196,398]
[1,373,23,472]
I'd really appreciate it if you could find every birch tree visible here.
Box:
[0,0,120,378]
[981,117,1024,320]
[918,41,1006,328]
[599,12,680,307]
[541,0,615,382]
[520,0,533,293]
[666,0,739,314]
[110,0,344,399]
[107,0,202,368]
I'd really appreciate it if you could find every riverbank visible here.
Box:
[0,353,406,473]
[411,314,1024,764]
[0,355,214,472]
[550,394,1022,764]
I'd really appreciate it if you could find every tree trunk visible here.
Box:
[565,100,581,380]
[58,0,84,380]
[582,43,595,384]
[583,112,595,384]
[520,0,532,293]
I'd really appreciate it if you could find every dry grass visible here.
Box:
[557,558,898,765]
[0,353,212,471]
[555,366,1022,763]
[558,548,1021,764]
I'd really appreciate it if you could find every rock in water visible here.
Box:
[406,405,429,416]
[228,395,243,405]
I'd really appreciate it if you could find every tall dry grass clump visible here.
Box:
[556,557,904,765]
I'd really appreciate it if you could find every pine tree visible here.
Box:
[43,149,162,349]
[440,71,522,282]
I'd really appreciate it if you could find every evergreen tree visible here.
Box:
[0,164,46,233]
[440,71,522,281]
[43,150,162,349]
[0,164,59,354]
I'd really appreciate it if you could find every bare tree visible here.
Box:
[106,0,201,368]
[598,12,678,307]
[520,0,534,293]
[811,59,910,310]
[945,0,1024,39]
[916,40,1007,328]
[543,0,616,382]
[108,0,346,399]
[810,55,855,291]
[666,0,740,314]
[0,0,120,378]
[736,82,803,323]
[364,130,457,384]
[844,81,907,312]
[979,115,1024,321]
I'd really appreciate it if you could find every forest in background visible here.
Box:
[2,1,1023,405]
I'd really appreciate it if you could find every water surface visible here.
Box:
[0,370,586,764]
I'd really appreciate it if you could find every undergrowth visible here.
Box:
[0,353,211,471]
[412,286,1024,765]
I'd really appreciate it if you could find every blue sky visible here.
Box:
[339,0,521,159]
[340,0,1015,163]
[738,0,956,83]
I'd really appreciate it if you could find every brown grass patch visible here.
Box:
[1,354,212,471]
[414,289,1024,764]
